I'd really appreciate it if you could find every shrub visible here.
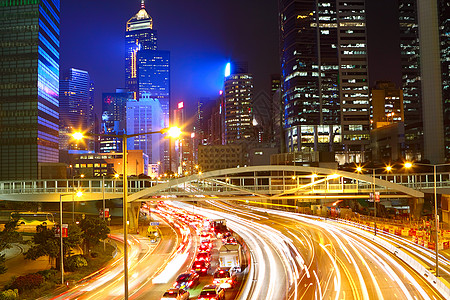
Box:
[65,255,88,272]
[10,273,43,292]
[37,269,58,280]
[0,289,18,300]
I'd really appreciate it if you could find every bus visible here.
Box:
[11,212,55,228]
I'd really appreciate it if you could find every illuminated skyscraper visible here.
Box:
[224,62,254,144]
[126,95,164,166]
[59,68,90,150]
[124,0,171,171]
[125,0,157,99]
[137,50,170,128]
[279,0,369,162]
[100,89,133,153]
[0,0,60,180]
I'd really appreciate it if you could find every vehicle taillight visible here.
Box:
[202,268,206,271]
[188,280,193,287]
[227,279,233,283]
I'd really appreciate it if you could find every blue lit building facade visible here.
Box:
[100,89,133,153]
[125,0,157,100]
[137,50,170,128]
[0,0,60,180]
[124,0,171,171]
[59,68,90,151]
[126,95,164,166]
[440,0,450,158]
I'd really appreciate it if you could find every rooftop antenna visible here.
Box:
[141,0,145,9]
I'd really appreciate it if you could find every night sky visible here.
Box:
[60,0,401,121]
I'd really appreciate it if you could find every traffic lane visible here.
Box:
[257,209,445,300]
[132,220,199,299]
[206,201,444,300]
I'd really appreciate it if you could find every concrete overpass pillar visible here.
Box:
[408,197,424,220]
[127,202,141,234]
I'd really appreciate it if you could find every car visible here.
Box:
[224,237,237,245]
[196,251,211,262]
[192,260,210,275]
[173,271,199,290]
[201,238,212,248]
[160,288,189,300]
[198,284,225,300]
[199,243,212,252]
[213,267,237,289]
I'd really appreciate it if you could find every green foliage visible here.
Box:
[10,273,44,292]
[0,289,18,300]
[0,218,20,274]
[79,218,110,250]
[65,255,88,272]
[25,224,83,267]
[36,269,58,280]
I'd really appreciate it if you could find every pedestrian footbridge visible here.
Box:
[0,165,427,202]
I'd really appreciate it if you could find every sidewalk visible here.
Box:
[0,243,52,288]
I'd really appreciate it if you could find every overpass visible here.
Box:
[0,165,432,229]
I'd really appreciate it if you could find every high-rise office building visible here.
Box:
[398,0,446,162]
[59,68,90,150]
[137,50,170,128]
[279,0,369,162]
[125,1,171,171]
[125,0,157,99]
[440,0,450,158]
[0,0,60,180]
[398,0,423,159]
[224,62,254,144]
[100,89,133,153]
[126,95,164,166]
[371,81,404,129]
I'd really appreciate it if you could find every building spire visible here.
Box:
[141,0,145,9]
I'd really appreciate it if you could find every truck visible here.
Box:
[218,244,242,273]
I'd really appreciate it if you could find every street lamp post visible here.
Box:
[72,127,181,299]
[405,161,448,277]
[356,165,392,236]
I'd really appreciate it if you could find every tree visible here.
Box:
[25,224,83,268]
[79,218,110,251]
[0,218,21,274]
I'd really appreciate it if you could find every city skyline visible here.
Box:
[60,0,401,118]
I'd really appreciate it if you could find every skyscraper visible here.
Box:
[398,0,446,162]
[279,0,369,162]
[0,0,60,180]
[125,0,157,99]
[137,49,170,128]
[59,68,90,150]
[224,62,254,144]
[101,89,133,153]
[126,95,164,165]
[124,0,171,171]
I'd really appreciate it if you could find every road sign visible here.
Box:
[62,224,68,238]
[105,208,110,218]
[150,222,160,226]
[375,192,380,202]
[369,192,374,202]
[55,225,60,237]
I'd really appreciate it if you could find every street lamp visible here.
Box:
[404,161,449,277]
[59,191,82,284]
[356,165,393,236]
[72,126,181,299]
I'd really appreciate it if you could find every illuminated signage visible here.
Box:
[178,102,184,109]
[225,62,231,77]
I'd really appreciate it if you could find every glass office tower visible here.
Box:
[0,0,60,180]
[279,0,368,162]
[125,0,157,99]
[59,68,90,150]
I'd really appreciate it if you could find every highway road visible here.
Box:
[174,200,446,300]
